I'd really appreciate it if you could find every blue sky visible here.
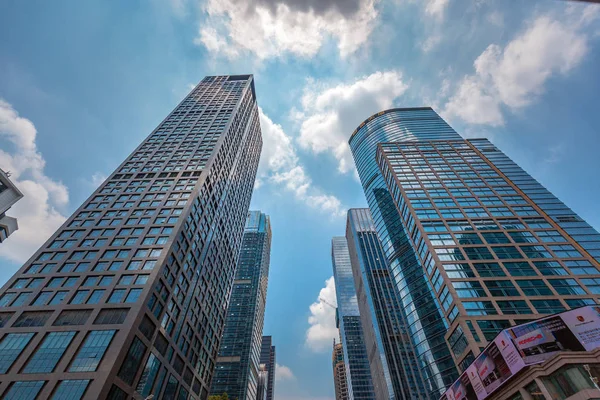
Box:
[1,0,599,399]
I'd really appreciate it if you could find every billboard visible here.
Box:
[441,306,600,400]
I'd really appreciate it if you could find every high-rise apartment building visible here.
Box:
[210,211,271,400]
[0,168,23,242]
[259,336,276,400]
[349,107,600,397]
[332,238,375,400]
[345,208,428,400]
[0,74,262,399]
[333,340,349,400]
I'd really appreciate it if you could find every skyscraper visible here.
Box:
[0,74,262,399]
[0,168,23,242]
[349,107,600,396]
[345,208,428,400]
[332,340,349,400]
[259,336,276,400]
[332,237,376,400]
[210,211,271,400]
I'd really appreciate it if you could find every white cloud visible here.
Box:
[487,11,504,27]
[421,34,442,52]
[443,12,594,126]
[275,363,295,381]
[90,172,107,188]
[425,0,449,19]
[297,71,408,174]
[0,99,68,263]
[196,0,379,59]
[305,276,338,352]
[258,109,345,217]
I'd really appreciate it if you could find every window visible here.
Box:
[53,310,92,326]
[497,300,532,314]
[531,299,565,314]
[69,330,116,372]
[491,246,522,259]
[13,311,52,328]
[463,301,497,315]
[521,245,552,259]
[70,290,89,304]
[473,263,505,277]
[452,281,487,298]
[0,333,35,373]
[23,331,76,373]
[51,380,90,400]
[504,262,536,276]
[463,247,494,260]
[4,381,45,400]
[535,261,567,276]
[94,309,129,325]
[87,290,106,304]
[108,289,126,303]
[485,280,520,296]
[548,279,586,295]
[517,280,552,296]
[136,353,162,396]
[481,232,510,244]
[118,336,147,385]
[509,231,536,243]
[477,320,511,341]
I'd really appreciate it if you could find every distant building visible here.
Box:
[346,208,428,399]
[260,336,276,400]
[0,168,23,242]
[210,211,272,400]
[332,237,376,399]
[333,340,350,400]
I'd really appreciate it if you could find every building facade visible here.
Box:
[0,74,262,399]
[259,336,276,400]
[349,107,600,397]
[333,340,350,400]
[210,211,272,400]
[332,237,376,400]
[346,208,428,400]
[0,168,23,242]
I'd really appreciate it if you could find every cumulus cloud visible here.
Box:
[425,0,449,19]
[305,276,338,352]
[196,0,379,59]
[258,109,345,217]
[0,99,68,263]
[297,71,408,174]
[275,363,295,381]
[443,11,595,126]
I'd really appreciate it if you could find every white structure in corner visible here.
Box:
[0,168,23,242]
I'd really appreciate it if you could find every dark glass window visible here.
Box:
[504,262,536,276]
[13,311,52,327]
[531,299,565,314]
[477,320,511,341]
[0,332,35,373]
[136,352,161,396]
[69,330,115,372]
[106,385,127,400]
[473,263,505,277]
[485,280,520,296]
[94,308,129,325]
[548,279,586,295]
[117,336,147,385]
[497,300,532,314]
[53,310,92,326]
[51,380,90,400]
[491,246,522,259]
[24,331,76,373]
[517,280,553,296]
[463,247,493,260]
[0,312,13,327]
[4,381,45,400]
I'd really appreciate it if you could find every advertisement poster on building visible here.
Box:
[507,314,586,364]
[560,306,600,350]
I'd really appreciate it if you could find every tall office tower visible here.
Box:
[346,208,428,400]
[210,211,271,400]
[0,168,23,242]
[350,107,600,396]
[332,237,376,400]
[259,336,276,400]
[333,340,350,400]
[0,74,262,400]
[256,364,268,400]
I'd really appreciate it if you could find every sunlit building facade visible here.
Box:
[259,336,276,400]
[210,211,271,400]
[0,74,262,399]
[333,340,350,400]
[349,107,600,397]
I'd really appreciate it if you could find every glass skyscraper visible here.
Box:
[210,211,271,400]
[0,74,262,399]
[346,208,428,400]
[332,237,375,400]
[259,336,276,400]
[349,107,600,397]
